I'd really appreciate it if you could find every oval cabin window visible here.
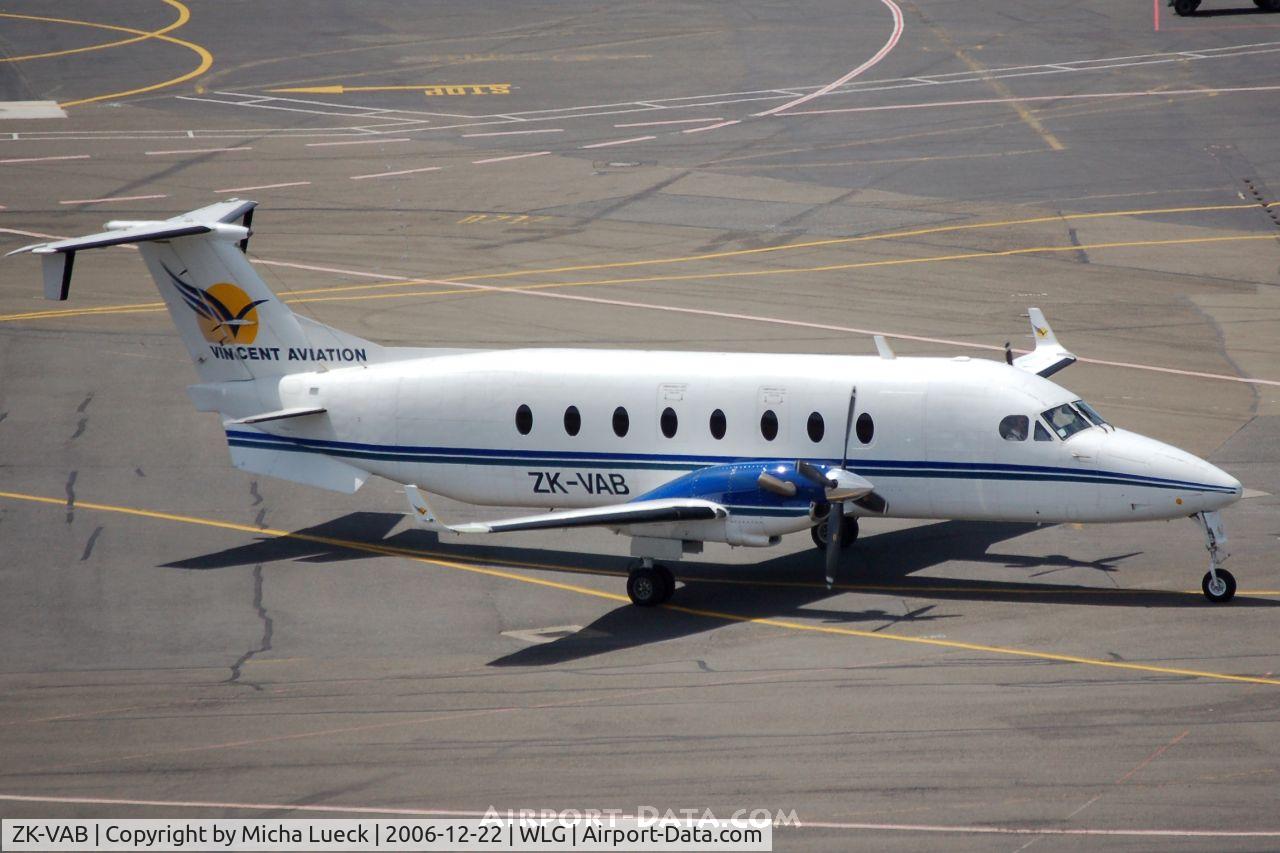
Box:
[760,409,779,441]
[709,409,726,440]
[806,411,824,443]
[613,406,629,437]
[564,405,581,437]
[855,412,874,444]
[660,407,678,439]
[515,404,533,435]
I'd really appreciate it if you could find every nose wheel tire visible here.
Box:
[1172,0,1200,15]
[811,516,859,551]
[1202,569,1236,603]
[628,564,676,607]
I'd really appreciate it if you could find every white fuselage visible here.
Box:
[223,348,1242,543]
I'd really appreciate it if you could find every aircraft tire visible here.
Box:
[654,564,676,603]
[628,567,664,607]
[1256,0,1280,11]
[1172,0,1199,15]
[1202,569,1236,603]
[811,516,859,551]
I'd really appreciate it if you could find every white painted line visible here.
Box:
[0,101,65,119]
[759,0,904,116]
[682,119,741,133]
[305,138,411,147]
[579,135,656,149]
[143,146,252,155]
[471,151,551,164]
[214,181,311,193]
[0,795,1276,838]
[0,154,90,165]
[349,165,443,180]
[463,128,564,138]
[783,84,1280,117]
[614,117,723,127]
[253,260,407,280]
[59,194,167,205]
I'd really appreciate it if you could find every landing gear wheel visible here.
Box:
[1173,0,1200,16]
[627,567,663,607]
[1202,568,1236,604]
[1255,0,1280,11]
[654,564,676,604]
[811,515,859,551]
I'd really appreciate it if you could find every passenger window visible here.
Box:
[709,408,726,440]
[999,415,1029,441]
[760,409,779,441]
[807,411,824,443]
[661,407,678,439]
[1034,420,1053,441]
[564,405,581,437]
[612,406,629,437]
[855,412,874,444]
[515,404,532,435]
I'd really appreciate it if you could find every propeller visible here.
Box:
[823,389,858,587]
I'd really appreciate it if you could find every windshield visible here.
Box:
[1074,400,1109,427]
[1042,403,1092,440]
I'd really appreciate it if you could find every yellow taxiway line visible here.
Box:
[1,488,1276,688]
[0,1,212,108]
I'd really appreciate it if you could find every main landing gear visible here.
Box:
[1194,510,1236,604]
[811,514,859,551]
[627,559,676,607]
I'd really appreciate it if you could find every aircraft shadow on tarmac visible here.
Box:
[1185,6,1280,16]
[164,511,1279,666]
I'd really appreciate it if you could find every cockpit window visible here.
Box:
[1075,400,1109,427]
[999,415,1029,441]
[1042,403,1091,440]
[1034,420,1053,441]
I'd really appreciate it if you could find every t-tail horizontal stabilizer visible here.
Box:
[1013,307,1077,378]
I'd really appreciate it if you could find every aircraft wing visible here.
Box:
[405,486,726,534]
[1013,307,1077,378]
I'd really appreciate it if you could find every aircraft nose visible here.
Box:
[1106,429,1242,510]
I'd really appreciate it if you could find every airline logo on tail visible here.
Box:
[163,263,267,345]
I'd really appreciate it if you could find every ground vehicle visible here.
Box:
[1171,0,1280,15]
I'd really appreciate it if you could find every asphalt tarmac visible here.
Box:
[1,1,1279,849]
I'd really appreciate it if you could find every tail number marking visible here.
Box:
[528,471,629,495]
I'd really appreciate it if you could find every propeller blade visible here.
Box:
[757,471,797,497]
[854,492,888,514]
[841,388,857,470]
[825,502,842,587]
[796,459,835,489]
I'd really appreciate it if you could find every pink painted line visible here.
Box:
[784,84,1280,116]
[615,117,723,128]
[758,0,904,116]
[144,146,252,155]
[214,181,311,193]
[59,194,167,205]
[682,119,741,134]
[252,259,407,281]
[349,165,442,180]
[305,138,411,147]
[579,135,656,149]
[463,128,564,138]
[437,280,1280,388]
[0,154,90,165]
[472,151,551,164]
[0,796,1276,838]
[1154,0,1160,31]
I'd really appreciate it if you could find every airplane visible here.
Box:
[9,200,1244,606]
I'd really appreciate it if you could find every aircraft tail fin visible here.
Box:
[8,200,382,382]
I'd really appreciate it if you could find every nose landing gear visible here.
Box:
[1194,510,1236,603]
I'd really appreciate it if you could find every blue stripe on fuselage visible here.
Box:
[224,430,1236,494]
